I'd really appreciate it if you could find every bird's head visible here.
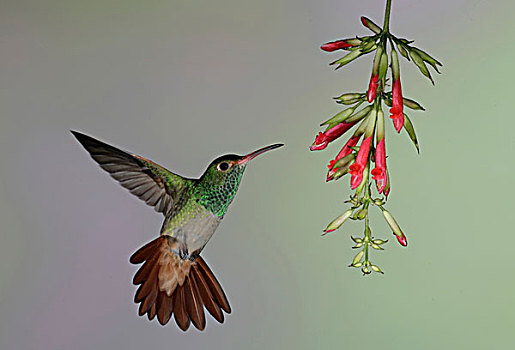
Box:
[196,143,283,217]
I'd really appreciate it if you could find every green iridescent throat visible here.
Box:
[194,165,246,218]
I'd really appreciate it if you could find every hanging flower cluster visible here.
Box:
[312,1,441,275]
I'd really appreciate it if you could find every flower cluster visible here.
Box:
[311,3,441,274]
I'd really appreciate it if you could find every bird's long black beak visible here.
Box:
[237,144,283,165]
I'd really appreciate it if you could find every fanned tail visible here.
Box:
[129,236,231,331]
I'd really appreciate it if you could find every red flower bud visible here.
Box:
[321,40,354,52]
[395,233,408,247]
[348,135,373,189]
[382,209,407,246]
[360,16,382,34]
[367,73,379,103]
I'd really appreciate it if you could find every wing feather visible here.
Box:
[72,131,191,215]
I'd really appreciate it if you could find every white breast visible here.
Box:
[170,209,221,255]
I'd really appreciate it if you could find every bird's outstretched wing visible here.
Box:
[72,131,190,215]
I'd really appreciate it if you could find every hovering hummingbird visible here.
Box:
[71,131,282,331]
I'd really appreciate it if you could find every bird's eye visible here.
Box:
[217,162,230,171]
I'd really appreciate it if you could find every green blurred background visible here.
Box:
[1,0,513,349]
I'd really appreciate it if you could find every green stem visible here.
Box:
[382,0,392,34]
[364,215,370,262]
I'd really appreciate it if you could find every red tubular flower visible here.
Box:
[321,40,353,52]
[348,135,373,189]
[336,134,361,159]
[310,122,356,151]
[389,48,404,133]
[371,137,387,192]
[310,134,329,150]
[325,122,355,140]
[371,108,386,192]
[389,79,404,133]
[367,73,379,103]
[326,135,362,181]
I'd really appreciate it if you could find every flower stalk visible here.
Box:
[312,0,441,274]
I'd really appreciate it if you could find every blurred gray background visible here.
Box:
[1,0,514,349]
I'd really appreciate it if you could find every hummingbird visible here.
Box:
[71,131,283,331]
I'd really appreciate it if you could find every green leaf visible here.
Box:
[320,107,356,126]
[403,97,425,111]
[345,105,373,123]
[403,113,420,153]
[330,49,363,69]
[409,50,434,85]
[395,42,410,61]
[399,38,415,45]
[412,47,442,72]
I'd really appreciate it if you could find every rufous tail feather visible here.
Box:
[129,236,231,331]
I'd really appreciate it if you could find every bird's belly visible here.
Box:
[165,206,221,255]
